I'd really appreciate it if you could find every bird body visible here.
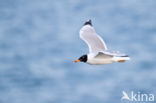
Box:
[74,19,130,65]
[87,53,113,65]
[87,51,130,65]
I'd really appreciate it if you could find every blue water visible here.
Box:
[0,0,156,103]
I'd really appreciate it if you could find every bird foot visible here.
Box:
[118,60,126,62]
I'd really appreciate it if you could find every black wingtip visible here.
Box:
[83,19,92,26]
[121,55,129,57]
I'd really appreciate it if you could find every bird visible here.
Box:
[74,19,130,65]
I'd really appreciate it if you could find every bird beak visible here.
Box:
[74,59,80,63]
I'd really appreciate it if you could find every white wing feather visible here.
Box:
[80,25,107,53]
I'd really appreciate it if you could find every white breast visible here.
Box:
[87,58,113,65]
[86,53,113,65]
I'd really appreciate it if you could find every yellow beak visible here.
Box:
[74,59,80,63]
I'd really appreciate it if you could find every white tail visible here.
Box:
[113,56,130,62]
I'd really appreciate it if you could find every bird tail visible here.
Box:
[113,56,130,62]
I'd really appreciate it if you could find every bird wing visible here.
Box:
[80,20,107,53]
[102,50,128,57]
[95,52,113,59]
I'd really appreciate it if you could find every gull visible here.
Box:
[74,19,130,65]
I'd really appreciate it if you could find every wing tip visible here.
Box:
[83,19,92,26]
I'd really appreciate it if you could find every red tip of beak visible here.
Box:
[74,59,80,63]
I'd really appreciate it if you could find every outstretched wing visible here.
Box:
[95,52,113,59]
[80,20,107,53]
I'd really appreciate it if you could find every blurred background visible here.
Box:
[0,0,156,103]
